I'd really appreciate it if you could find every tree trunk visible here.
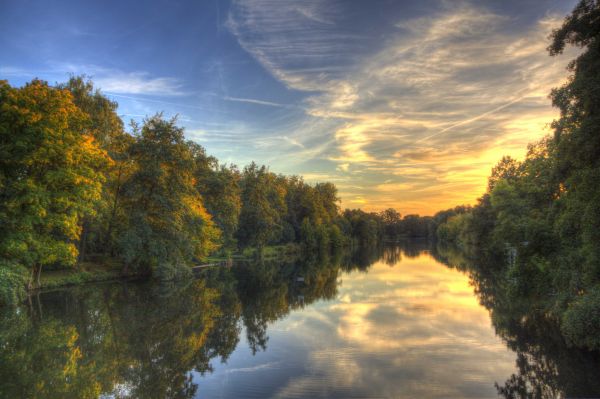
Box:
[104,164,124,251]
[78,219,89,265]
[36,264,42,289]
[28,267,35,291]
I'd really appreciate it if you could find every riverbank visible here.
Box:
[0,243,306,306]
[38,243,303,291]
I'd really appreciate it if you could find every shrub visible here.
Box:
[561,286,600,350]
[0,261,28,306]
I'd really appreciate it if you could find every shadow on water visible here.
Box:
[0,241,598,398]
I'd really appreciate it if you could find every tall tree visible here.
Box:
[0,80,107,288]
[116,115,220,278]
[190,142,241,250]
[237,163,286,249]
[58,76,134,259]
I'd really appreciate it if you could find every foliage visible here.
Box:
[562,286,600,350]
[434,0,600,350]
[116,115,220,278]
[0,79,108,289]
[0,261,27,306]
[236,163,287,249]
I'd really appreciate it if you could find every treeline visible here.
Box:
[435,0,600,351]
[0,77,361,297]
[340,206,471,244]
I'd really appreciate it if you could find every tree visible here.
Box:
[190,142,241,250]
[488,156,522,192]
[236,163,286,249]
[0,80,107,288]
[58,76,134,259]
[116,115,220,278]
[380,208,401,237]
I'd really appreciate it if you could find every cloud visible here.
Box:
[225,0,360,92]
[222,95,292,108]
[94,72,183,96]
[4,63,185,96]
[227,1,576,213]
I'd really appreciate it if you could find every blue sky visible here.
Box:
[0,0,578,214]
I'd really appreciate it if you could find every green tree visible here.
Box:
[0,80,107,288]
[190,142,241,250]
[237,163,287,249]
[58,76,134,259]
[116,115,220,278]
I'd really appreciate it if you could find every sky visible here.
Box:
[0,0,579,215]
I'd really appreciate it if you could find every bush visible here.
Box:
[0,262,28,306]
[329,225,344,249]
[561,286,600,350]
[316,224,330,251]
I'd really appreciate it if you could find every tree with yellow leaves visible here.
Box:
[0,80,108,288]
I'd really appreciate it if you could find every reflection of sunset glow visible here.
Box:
[333,254,495,352]
[261,250,518,398]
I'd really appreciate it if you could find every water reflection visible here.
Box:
[434,244,600,398]
[0,243,598,398]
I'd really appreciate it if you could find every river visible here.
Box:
[1,243,598,398]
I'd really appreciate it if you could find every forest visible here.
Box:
[0,74,443,304]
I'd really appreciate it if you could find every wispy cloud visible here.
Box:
[65,65,184,96]
[2,63,185,96]
[227,1,575,213]
[94,72,183,96]
[226,0,361,92]
[222,95,291,108]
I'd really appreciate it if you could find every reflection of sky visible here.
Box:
[193,252,516,398]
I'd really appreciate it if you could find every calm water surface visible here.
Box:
[1,244,599,398]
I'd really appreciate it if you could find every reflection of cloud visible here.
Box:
[227,1,576,213]
[268,252,516,398]
[225,361,281,374]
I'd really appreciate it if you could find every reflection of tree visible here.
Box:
[434,244,600,399]
[0,249,361,398]
[342,244,382,271]
[382,246,402,266]
[230,253,342,354]
[0,281,228,398]
[400,240,428,258]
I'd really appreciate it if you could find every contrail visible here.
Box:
[416,94,528,143]
[222,95,291,108]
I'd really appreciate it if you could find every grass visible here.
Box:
[39,258,141,290]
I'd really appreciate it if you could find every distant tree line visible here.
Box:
[435,0,600,351]
[339,206,471,244]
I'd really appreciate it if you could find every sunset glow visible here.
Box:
[0,0,578,214]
